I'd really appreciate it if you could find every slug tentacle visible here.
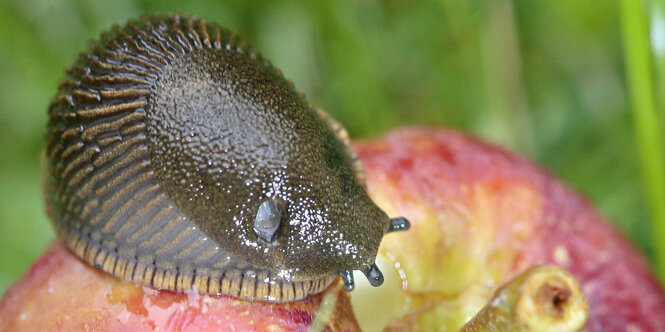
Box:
[45,13,409,302]
[363,264,384,287]
[339,270,355,291]
[388,217,411,233]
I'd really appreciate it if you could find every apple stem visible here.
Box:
[459,265,589,332]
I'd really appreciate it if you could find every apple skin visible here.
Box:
[0,242,360,331]
[353,128,665,331]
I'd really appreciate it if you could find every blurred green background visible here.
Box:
[1,0,664,294]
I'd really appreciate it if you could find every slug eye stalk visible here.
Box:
[388,217,410,233]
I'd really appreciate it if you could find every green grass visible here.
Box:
[621,0,665,282]
[0,0,663,292]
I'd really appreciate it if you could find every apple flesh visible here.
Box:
[351,128,665,331]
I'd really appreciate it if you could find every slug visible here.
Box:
[44,13,409,302]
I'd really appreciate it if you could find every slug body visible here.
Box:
[45,14,409,302]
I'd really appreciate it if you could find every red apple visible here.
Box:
[1,127,664,331]
[351,128,665,331]
[0,242,360,331]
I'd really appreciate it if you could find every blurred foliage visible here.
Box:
[0,0,662,293]
[621,0,665,279]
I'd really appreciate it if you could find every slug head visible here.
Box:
[148,46,393,284]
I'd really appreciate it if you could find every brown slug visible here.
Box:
[44,13,409,302]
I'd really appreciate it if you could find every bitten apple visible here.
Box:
[1,127,664,332]
[350,128,665,331]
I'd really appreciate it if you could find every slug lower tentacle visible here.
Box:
[362,264,384,287]
[339,270,356,291]
[44,13,409,302]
